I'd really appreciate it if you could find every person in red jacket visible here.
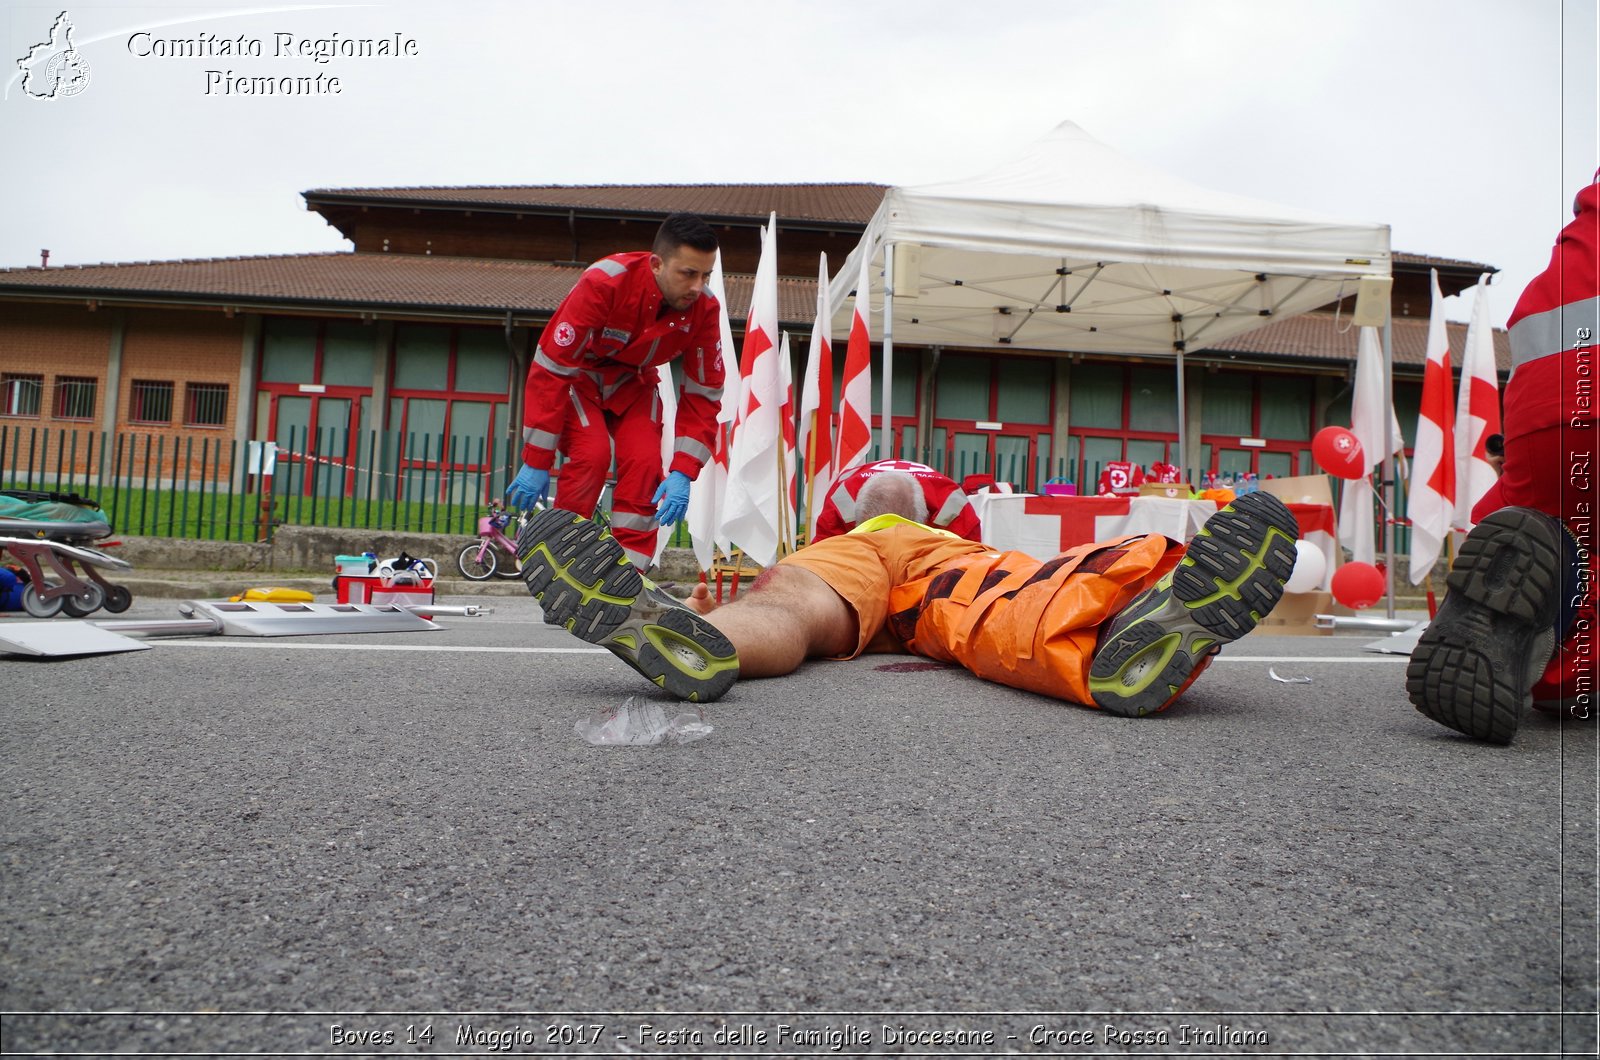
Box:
[1407,173,1598,742]
[506,214,727,571]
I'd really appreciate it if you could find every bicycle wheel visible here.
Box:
[457,542,497,580]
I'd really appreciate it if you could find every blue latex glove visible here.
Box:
[506,464,550,510]
[652,470,692,525]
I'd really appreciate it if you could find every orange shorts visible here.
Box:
[779,521,1183,705]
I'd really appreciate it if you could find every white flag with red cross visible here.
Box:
[684,251,741,572]
[720,213,786,567]
[798,254,835,540]
[835,249,874,473]
[1453,274,1502,530]
[1337,326,1404,565]
[1405,269,1456,583]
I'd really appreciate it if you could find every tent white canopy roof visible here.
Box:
[827,121,1392,357]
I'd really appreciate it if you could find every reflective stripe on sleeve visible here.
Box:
[534,348,580,377]
[523,426,560,449]
[681,378,723,402]
[609,510,659,532]
[586,258,628,278]
[829,482,856,522]
[1509,295,1600,371]
[931,489,968,528]
[673,437,712,464]
[569,390,590,428]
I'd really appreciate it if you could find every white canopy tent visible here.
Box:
[827,120,1394,471]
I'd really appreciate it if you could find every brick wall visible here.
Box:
[118,308,245,432]
[0,302,247,485]
[0,301,114,425]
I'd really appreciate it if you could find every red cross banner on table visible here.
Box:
[972,494,1219,559]
[971,491,1339,590]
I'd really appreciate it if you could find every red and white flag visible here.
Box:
[1405,269,1456,583]
[684,251,741,571]
[797,254,835,539]
[721,213,786,566]
[1453,273,1501,530]
[835,249,874,472]
[1337,326,1404,565]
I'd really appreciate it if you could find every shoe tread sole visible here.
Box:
[1405,507,1562,743]
[516,508,738,702]
[1089,492,1299,717]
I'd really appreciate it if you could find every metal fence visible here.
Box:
[1,422,1408,554]
[0,424,524,541]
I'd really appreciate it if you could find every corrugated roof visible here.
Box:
[1392,251,1497,273]
[0,252,820,323]
[304,183,890,225]
[0,252,1508,370]
[1208,310,1511,372]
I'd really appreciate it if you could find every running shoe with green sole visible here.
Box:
[516,508,740,703]
[1088,491,1300,717]
[1405,506,1562,744]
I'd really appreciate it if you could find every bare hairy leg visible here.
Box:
[689,565,857,677]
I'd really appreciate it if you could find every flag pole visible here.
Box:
[881,243,895,460]
[802,416,817,544]
[1382,315,1396,618]
[775,435,792,559]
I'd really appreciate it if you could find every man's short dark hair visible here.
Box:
[654,213,718,258]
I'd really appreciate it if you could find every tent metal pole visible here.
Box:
[882,244,895,460]
[1382,316,1396,619]
[1175,347,1188,482]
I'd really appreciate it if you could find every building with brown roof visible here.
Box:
[0,183,1507,504]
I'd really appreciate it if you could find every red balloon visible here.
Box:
[1312,426,1366,479]
[1331,561,1385,610]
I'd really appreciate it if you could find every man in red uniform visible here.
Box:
[813,459,983,543]
[506,214,726,570]
[1407,173,1598,742]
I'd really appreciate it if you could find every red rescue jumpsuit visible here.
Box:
[813,460,983,543]
[521,252,725,570]
[1473,175,1599,708]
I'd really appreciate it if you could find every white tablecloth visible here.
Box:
[969,493,1340,589]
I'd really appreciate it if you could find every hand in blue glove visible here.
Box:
[652,470,692,525]
[506,464,550,510]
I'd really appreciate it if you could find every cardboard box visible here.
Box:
[1138,482,1194,499]
[1257,590,1334,635]
[1259,474,1334,507]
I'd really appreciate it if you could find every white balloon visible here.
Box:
[1285,539,1327,593]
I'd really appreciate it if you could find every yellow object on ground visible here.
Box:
[228,587,316,603]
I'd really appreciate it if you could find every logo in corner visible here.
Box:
[553,321,577,347]
[16,11,91,101]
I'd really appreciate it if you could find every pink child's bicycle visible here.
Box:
[456,501,528,580]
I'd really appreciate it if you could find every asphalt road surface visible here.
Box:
[2,594,1595,1057]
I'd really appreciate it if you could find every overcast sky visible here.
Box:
[3,0,1595,322]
